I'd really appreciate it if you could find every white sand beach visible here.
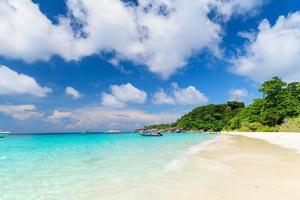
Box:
[90,133,300,200]
[223,132,300,153]
[198,134,300,200]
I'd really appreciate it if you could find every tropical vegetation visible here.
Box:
[144,77,300,132]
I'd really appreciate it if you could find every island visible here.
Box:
[137,77,300,133]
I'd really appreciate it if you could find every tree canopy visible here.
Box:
[143,77,300,132]
[226,77,300,131]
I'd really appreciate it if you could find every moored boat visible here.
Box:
[139,132,163,137]
[81,131,93,135]
[0,131,10,138]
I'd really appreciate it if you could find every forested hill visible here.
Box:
[176,101,244,131]
[139,77,300,132]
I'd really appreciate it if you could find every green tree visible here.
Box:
[143,77,300,132]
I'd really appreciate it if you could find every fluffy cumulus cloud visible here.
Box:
[64,106,181,131]
[0,104,42,120]
[46,110,72,123]
[214,0,265,18]
[153,83,208,105]
[231,12,300,82]
[132,0,221,77]
[101,83,147,108]
[0,0,74,62]
[0,65,52,97]
[101,93,126,108]
[229,88,248,101]
[65,86,82,99]
[0,0,265,78]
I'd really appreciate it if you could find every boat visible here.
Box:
[107,129,121,134]
[81,131,93,135]
[139,132,163,137]
[0,130,10,138]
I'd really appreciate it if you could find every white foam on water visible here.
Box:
[187,138,218,156]
[163,158,188,171]
[0,156,7,160]
[164,136,219,172]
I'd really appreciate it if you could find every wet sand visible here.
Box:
[199,135,300,200]
[97,135,300,200]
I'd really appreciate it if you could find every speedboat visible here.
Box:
[139,132,163,137]
[81,131,92,135]
[0,130,10,138]
[107,129,121,134]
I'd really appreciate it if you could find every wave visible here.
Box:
[0,156,7,160]
[164,136,219,172]
[187,139,218,156]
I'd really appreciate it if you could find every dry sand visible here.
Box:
[87,134,300,200]
[199,134,300,200]
[224,132,300,153]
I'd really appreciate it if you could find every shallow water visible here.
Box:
[0,133,219,200]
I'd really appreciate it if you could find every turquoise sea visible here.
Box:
[0,133,221,200]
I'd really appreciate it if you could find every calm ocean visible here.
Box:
[0,133,219,200]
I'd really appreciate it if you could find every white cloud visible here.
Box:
[65,86,82,99]
[101,83,147,108]
[0,0,74,62]
[0,0,266,78]
[101,93,126,108]
[214,0,265,19]
[64,106,181,131]
[153,89,176,105]
[229,89,248,101]
[153,83,208,105]
[231,12,300,82]
[110,83,147,104]
[0,104,42,120]
[0,65,52,97]
[132,0,221,78]
[0,104,180,131]
[46,110,72,123]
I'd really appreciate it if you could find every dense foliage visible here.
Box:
[226,77,300,131]
[145,123,176,130]
[279,117,300,132]
[176,101,245,131]
[145,101,245,132]
[145,77,300,132]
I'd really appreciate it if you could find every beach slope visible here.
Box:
[199,134,300,200]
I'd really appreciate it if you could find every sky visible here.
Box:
[0,0,300,133]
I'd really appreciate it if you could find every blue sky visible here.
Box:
[0,0,299,133]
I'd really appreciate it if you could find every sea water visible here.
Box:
[0,133,223,200]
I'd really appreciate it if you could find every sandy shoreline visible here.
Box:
[223,132,300,153]
[124,134,300,200]
[198,134,300,199]
[4,133,299,200]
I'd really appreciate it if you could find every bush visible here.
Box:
[238,125,252,132]
[238,122,262,132]
[279,117,300,132]
[257,126,278,132]
[237,122,278,132]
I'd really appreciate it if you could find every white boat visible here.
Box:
[107,129,121,133]
[0,130,10,138]
[139,132,163,137]
[0,131,10,134]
